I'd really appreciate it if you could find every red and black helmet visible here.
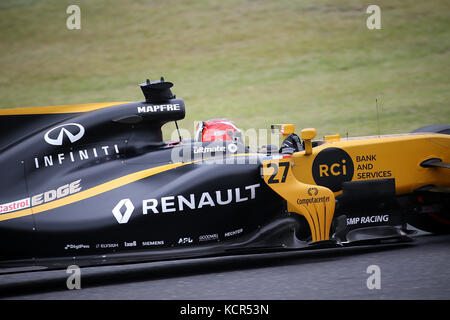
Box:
[195,119,242,143]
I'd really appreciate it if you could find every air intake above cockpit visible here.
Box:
[139,77,175,103]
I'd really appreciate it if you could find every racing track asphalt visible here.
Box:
[0,231,449,300]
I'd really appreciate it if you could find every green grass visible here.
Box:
[0,0,449,138]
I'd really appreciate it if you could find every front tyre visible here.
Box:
[412,124,450,135]
[407,191,450,234]
[407,124,450,234]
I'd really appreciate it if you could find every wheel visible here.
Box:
[412,124,450,135]
[407,124,450,234]
[407,191,450,234]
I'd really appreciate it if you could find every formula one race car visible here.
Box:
[0,77,449,271]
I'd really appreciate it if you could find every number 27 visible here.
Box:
[267,162,289,184]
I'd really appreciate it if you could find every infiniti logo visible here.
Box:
[44,123,85,146]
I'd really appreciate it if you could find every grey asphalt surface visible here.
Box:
[0,232,449,300]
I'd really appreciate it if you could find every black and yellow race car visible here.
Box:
[0,78,449,271]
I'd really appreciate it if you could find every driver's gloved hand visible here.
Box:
[280,133,302,154]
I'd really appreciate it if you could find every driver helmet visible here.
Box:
[195,118,243,143]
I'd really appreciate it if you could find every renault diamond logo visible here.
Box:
[44,123,85,146]
[112,199,135,224]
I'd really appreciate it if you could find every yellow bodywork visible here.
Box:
[263,126,450,242]
[262,158,336,242]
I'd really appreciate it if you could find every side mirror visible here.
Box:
[301,128,317,155]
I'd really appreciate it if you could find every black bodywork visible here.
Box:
[0,80,296,270]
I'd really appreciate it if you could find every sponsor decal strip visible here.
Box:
[137,104,181,113]
[0,198,31,214]
[0,180,81,215]
[0,154,256,222]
